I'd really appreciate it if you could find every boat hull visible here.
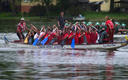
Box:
[3,36,127,50]
[4,42,127,50]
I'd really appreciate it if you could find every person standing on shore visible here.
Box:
[105,16,114,42]
[58,12,65,30]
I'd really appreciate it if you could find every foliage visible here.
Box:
[66,6,85,16]
[57,0,78,12]
[29,4,46,16]
[83,11,128,21]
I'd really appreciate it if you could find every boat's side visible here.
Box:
[4,42,127,50]
[3,36,127,50]
[63,43,127,50]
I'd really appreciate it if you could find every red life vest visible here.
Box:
[67,32,73,44]
[75,32,79,44]
[63,33,68,40]
[17,22,26,32]
[90,32,98,44]
[85,32,91,44]
[78,33,84,44]
[46,32,56,44]
[57,35,63,44]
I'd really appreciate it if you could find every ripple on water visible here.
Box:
[0,33,128,80]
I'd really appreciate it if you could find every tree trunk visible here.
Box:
[45,5,49,18]
[110,0,114,12]
[9,0,16,16]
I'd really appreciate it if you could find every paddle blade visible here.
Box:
[4,35,9,44]
[33,38,39,46]
[41,37,48,45]
[24,37,28,44]
[71,38,75,49]
[125,35,128,41]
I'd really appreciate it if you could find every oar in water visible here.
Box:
[71,38,75,49]
[41,37,48,45]
[24,31,31,44]
[32,30,43,46]
[41,32,53,45]
[33,38,39,46]
[4,35,9,44]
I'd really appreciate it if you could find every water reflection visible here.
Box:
[105,51,115,80]
[0,48,128,80]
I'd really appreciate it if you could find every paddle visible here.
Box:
[24,31,31,44]
[40,32,54,45]
[41,37,48,45]
[32,32,41,46]
[24,37,29,44]
[32,32,46,46]
[33,38,39,46]
[125,35,128,41]
[4,35,9,44]
[125,35,128,43]
[71,38,75,49]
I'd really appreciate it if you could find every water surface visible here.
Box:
[0,33,128,80]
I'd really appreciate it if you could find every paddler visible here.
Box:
[49,28,58,45]
[90,28,98,44]
[95,22,100,31]
[60,28,69,45]
[81,21,87,31]
[78,29,85,44]
[85,22,92,44]
[16,17,29,42]
[114,22,121,34]
[121,23,127,34]
[121,23,126,29]
[105,16,114,42]
[67,28,74,44]
[99,26,109,44]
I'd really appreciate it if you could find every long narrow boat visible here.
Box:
[3,36,128,50]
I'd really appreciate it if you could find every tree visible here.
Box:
[0,0,10,12]
[110,0,114,12]
[57,0,77,11]
[31,0,52,17]
[9,0,17,15]
[43,0,52,17]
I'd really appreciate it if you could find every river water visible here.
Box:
[0,33,128,80]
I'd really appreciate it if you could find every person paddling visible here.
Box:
[16,17,28,42]
[99,27,109,44]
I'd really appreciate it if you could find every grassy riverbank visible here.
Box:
[84,11,128,22]
[0,12,128,32]
[0,11,128,21]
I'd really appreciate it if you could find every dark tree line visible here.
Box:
[0,0,116,16]
[0,0,21,15]
[110,0,114,12]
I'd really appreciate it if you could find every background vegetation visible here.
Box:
[0,0,128,32]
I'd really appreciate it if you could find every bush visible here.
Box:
[29,4,46,16]
[0,12,13,17]
[66,6,85,16]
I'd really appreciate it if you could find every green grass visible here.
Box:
[84,11,128,21]
[0,11,128,32]
[0,11,128,21]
